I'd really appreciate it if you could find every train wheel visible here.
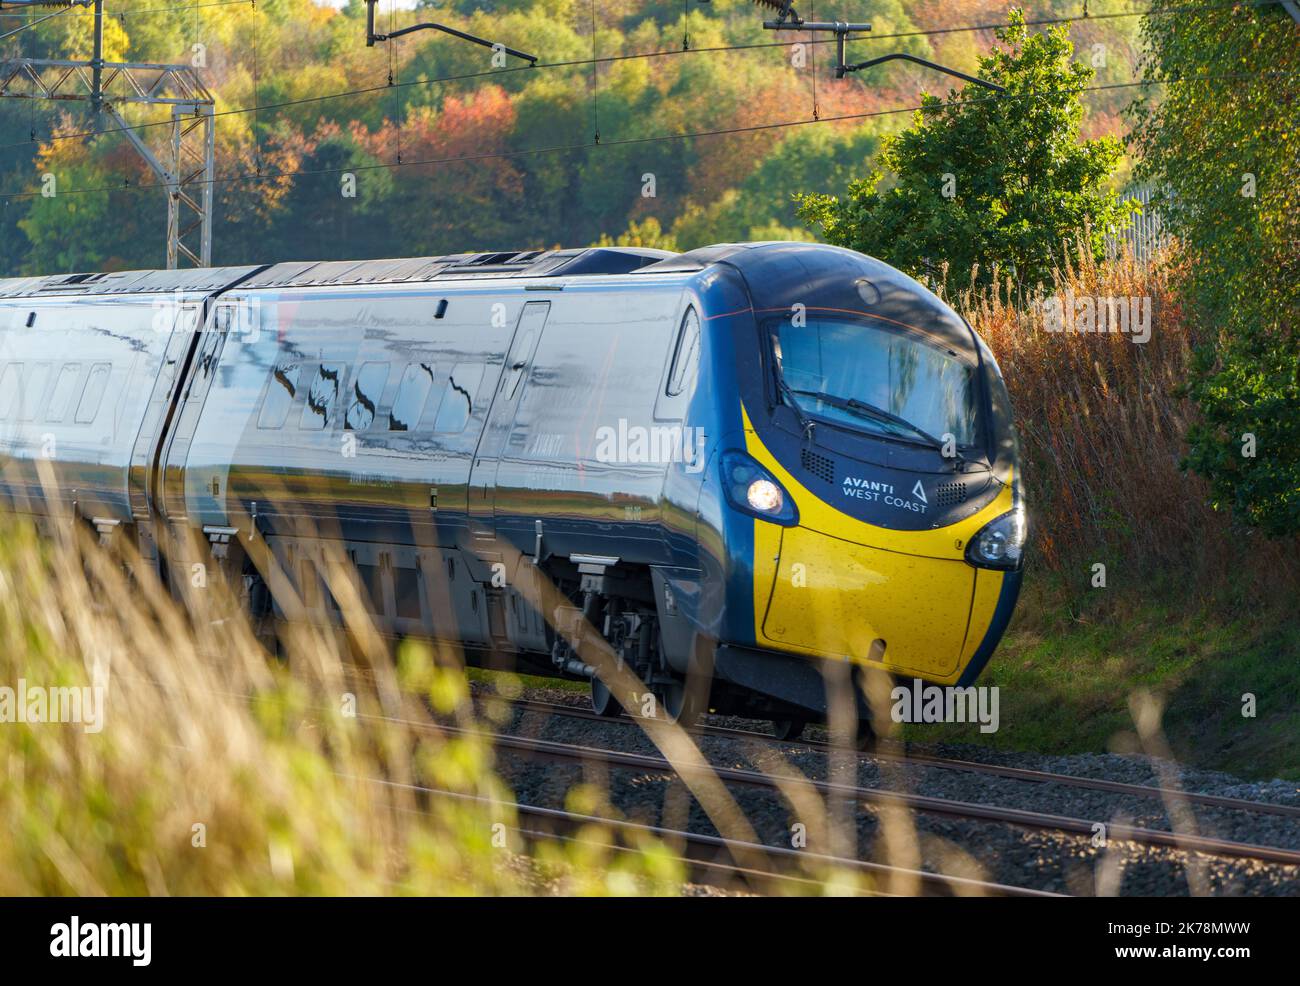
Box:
[661,679,702,727]
[590,674,623,718]
[854,718,876,752]
[771,718,806,741]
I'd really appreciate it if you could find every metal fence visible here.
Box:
[1106,185,1168,264]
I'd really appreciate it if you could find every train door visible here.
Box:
[467,300,550,545]
[129,298,203,522]
[158,309,233,523]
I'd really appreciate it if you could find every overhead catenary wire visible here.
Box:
[0,0,1285,155]
[589,0,598,144]
[1,66,1294,202]
[0,0,245,15]
[0,0,86,41]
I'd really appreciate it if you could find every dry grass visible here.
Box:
[907,247,1300,778]
[0,476,940,896]
[949,243,1299,598]
[0,497,697,896]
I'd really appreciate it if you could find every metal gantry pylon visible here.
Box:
[0,0,215,267]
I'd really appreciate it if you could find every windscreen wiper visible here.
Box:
[774,370,816,444]
[788,388,967,466]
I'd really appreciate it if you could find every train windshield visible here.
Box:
[772,316,979,448]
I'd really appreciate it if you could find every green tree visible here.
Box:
[795,9,1133,287]
[1129,3,1299,536]
[593,215,677,251]
[671,123,884,248]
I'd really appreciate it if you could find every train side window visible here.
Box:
[345,362,390,431]
[74,363,111,424]
[46,363,83,423]
[300,362,343,431]
[505,330,534,399]
[0,363,20,420]
[394,567,422,620]
[195,328,223,380]
[18,361,52,421]
[259,359,301,429]
[666,307,700,397]
[357,563,386,615]
[389,362,435,432]
[433,363,484,433]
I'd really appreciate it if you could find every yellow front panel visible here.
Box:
[740,404,1015,684]
[962,568,1006,664]
[762,526,974,678]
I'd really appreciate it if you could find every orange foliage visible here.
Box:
[353,86,522,194]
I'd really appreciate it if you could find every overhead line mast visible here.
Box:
[0,0,215,268]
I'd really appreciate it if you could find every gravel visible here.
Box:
[475,683,1300,897]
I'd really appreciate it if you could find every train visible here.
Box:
[0,241,1025,738]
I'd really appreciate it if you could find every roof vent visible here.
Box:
[552,248,677,276]
[38,271,110,291]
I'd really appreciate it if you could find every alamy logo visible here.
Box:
[0,677,105,733]
[890,677,1000,733]
[594,419,705,472]
[50,916,151,966]
[1037,291,1152,343]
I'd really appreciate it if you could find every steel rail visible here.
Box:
[431,718,1300,868]
[370,777,1065,897]
[501,696,1300,822]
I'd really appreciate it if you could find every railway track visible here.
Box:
[369,777,1064,897]
[137,674,1047,895]
[416,710,1300,868]
[500,695,1300,823]
[131,672,1300,887]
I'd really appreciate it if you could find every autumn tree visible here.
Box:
[795,9,1134,287]
[1129,3,1300,536]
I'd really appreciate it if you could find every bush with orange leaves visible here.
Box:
[949,245,1298,597]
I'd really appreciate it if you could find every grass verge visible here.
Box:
[904,576,1300,781]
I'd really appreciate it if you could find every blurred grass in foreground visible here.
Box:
[0,506,926,896]
[0,514,696,895]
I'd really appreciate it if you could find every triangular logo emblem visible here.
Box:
[912,480,928,504]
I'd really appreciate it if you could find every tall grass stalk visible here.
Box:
[953,243,1298,600]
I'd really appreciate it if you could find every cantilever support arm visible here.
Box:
[760,12,1001,91]
[840,51,1005,90]
[364,0,537,65]
[103,102,176,186]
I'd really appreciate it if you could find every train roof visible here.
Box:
[0,265,264,300]
[658,241,979,356]
[0,241,975,353]
[0,247,676,300]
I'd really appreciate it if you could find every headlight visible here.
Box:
[965,508,1026,570]
[720,450,798,526]
[746,478,783,513]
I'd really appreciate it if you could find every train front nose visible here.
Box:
[734,434,1022,687]
[759,525,978,681]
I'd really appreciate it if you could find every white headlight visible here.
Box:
[967,508,1026,569]
[746,478,784,513]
